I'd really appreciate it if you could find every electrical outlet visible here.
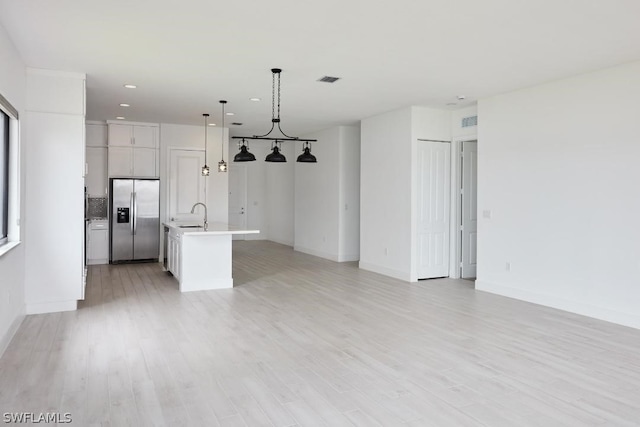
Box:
[483,210,492,219]
[384,248,389,256]
[505,262,511,272]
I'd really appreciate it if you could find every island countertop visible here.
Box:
[163,221,260,236]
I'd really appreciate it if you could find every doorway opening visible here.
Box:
[458,140,478,279]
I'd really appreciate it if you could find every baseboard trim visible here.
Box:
[358,262,410,282]
[294,245,338,262]
[0,313,25,357]
[268,238,293,247]
[476,280,640,330]
[25,300,78,315]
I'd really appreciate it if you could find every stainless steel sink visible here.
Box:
[178,225,202,229]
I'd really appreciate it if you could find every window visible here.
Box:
[0,91,18,251]
[0,110,8,246]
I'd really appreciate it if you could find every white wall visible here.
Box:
[293,126,360,262]
[360,107,413,280]
[160,123,228,220]
[477,60,640,329]
[294,128,341,259]
[265,143,295,245]
[0,22,26,355]
[449,106,478,277]
[24,69,85,314]
[243,142,268,241]
[338,126,361,261]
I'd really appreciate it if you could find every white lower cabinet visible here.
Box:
[167,228,181,280]
[88,221,109,265]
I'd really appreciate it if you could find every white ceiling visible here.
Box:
[1,0,640,137]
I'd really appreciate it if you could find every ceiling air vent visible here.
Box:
[231,122,243,126]
[317,76,340,83]
[461,115,477,128]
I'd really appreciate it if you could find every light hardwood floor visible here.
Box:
[2,240,640,426]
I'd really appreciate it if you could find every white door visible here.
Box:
[461,141,478,279]
[417,141,451,279]
[169,149,205,223]
[228,163,247,240]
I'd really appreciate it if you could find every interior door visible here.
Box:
[461,140,478,279]
[228,163,247,240]
[417,141,451,279]
[169,149,205,223]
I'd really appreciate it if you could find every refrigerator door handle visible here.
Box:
[132,192,137,235]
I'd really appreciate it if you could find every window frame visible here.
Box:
[0,91,19,254]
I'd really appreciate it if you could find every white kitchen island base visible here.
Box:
[165,222,259,292]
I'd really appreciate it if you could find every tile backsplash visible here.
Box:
[88,197,108,219]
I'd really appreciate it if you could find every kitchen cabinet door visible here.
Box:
[133,147,157,177]
[133,126,157,148]
[88,229,109,264]
[108,124,133,146]
[108,147,133,176]
[86,147,107,195]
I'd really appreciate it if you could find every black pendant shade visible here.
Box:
[234,144,256,162]
[265,146,286,162]
[296,146,317,163]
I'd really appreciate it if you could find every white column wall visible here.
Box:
[24,68,85,314]
[476,60,640,329]
[0,22,26,355]
[338,126,361,262]
[360,108,413,280]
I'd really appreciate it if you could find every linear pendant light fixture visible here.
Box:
[232,68,317,163]
[218,100,228,172]
[201,113,210,176]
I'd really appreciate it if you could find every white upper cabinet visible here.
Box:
[108,123,158,148]
[107,121,159,177]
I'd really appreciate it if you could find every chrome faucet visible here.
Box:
[190,202,208,230]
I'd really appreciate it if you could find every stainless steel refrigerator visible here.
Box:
[109,178,160,263]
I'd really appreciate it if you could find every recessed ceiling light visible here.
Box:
[208,123,216,126]
[225,112,235,116]
[250,98,261,102]
[116,116,125,120]
[123,84,137,89]
[119,103,130,107]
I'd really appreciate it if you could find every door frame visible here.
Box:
[448,137,478,279]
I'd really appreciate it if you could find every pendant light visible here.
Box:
[265,141,286,162]
[218,100,228,172]
[232,68,318,163]
[296,141,317,163]
[234,138,256,162]
[201,113,210,176]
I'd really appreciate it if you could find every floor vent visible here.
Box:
[462,115,477,128]
[317,76,340,83]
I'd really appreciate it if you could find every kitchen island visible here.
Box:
[164,222,259,292]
